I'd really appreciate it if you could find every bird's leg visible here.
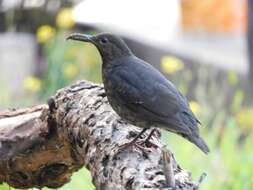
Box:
[126,128,148,147]
[116,128,160,155]
[116,128,148,152]
[145,129,157,142]
[141,128,159,148]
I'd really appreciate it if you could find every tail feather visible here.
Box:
[178,111,209,154]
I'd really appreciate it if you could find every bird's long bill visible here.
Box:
[66,33,94,43]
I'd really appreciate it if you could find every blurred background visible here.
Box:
[0,0,253,189]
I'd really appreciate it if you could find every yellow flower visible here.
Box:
[36,25,55,43]
[189,101,200,115]
[56,8,75,29]
[63,64,78,79]
[236,108,253,129]
[227,71,239,86]
[23,76,42,92]
[160,56,184,74]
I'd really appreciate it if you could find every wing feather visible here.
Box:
[111,69,191,134]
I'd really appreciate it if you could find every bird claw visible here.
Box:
[140,128,160,149]
[115,138,158,156]
[114,141,152,156]
[135,143,153,154]
[114,128,160,155]
[140,140,159,149]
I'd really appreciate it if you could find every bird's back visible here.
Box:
[115,56,190,107]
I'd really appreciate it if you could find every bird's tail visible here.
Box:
[187,135,210,154]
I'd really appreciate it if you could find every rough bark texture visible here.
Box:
[0,80,199,190]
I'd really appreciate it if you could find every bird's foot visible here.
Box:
[114,128,148,155]
[114,128,160,155]
[135,142,153,153]
[140,128,160,149]
[141,140,159,149]
[114,140,150,155]
[115,139,157,156]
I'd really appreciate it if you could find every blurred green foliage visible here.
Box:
[163,117,253,190]
[40,31,101,99]
[0,168,94,190]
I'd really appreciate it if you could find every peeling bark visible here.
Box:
[0,80,199,190]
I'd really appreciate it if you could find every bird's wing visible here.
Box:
[139,83,180,117]
[110,69,191,134]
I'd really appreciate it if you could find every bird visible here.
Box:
[67,32,210,154]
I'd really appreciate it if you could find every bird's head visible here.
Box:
[67,33,133,62]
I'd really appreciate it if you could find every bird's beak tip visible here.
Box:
[66,33,78,41]
[66,33,93,43]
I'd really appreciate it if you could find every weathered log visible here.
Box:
[0,80,199,190]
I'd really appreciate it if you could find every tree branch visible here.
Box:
[0,80,198,190]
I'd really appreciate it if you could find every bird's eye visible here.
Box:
[100,38,108,44]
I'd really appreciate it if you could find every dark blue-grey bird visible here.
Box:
[67,33,210,154]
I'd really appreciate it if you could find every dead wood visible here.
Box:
[0,80,199,190]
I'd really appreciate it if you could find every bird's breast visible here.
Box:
[104,85,151,129]
[101,59,154,128]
